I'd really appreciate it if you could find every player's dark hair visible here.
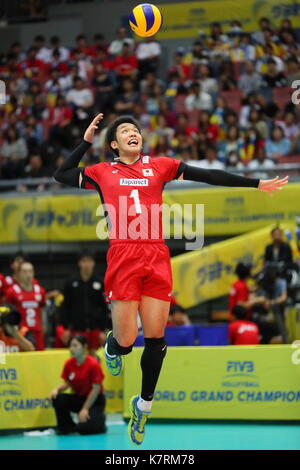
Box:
[9,252,27,264]
[106,115,141,157]
[235,262,251,280]
[232,305,247,320]
[69,334,88,348]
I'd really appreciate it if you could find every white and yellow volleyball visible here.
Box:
[129,3,163,38]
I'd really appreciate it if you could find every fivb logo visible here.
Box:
[0,80,6,105]
[0,340,6,365]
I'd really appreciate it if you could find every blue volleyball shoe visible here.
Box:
[128,395,151,446]
[104,331,123,376]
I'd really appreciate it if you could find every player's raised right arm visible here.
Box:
[54,113,104,188]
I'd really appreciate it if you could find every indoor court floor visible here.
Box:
[1,415,300,450]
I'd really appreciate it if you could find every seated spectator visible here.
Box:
[49,35,70,63]
[247,146,275,179]
[198,64,218,95]
[86,34,108,58]
[185,82,213,112]
[229,305,260,345]
[0,52,23,78]
[50,334,106,435]
[208,22,228,45]
[114,78,139,115]
[10,41,26,63]
[108,27,134,57]
[198,111,220,143]
[0,126,28,179]
[278,18,297,44]
[261,58,288,88]
[46,49,68,76]
[136,36,162,78]
[112,41,138,79]
[45,95,73,149]
[66,76,94,127]
[256,45,285,74]
[246,108,269,140]
[0,304,35,352]
[20,154,51,192]
[238,61,262,96]
[265,125,291,160]
[218,61,237,90]
[264,227,293,264]
[189,145,225,170]
[149,114,174,147]
[167,304,191,327]
[239,33,256,61]
[150,134,174,158]
[71,49,93,81]
[92,63,115,114]
[183,40,209,68]
[21,46,46,77]
[218,124,240,163]
[33,34,51,63]
[167,48,191,83]
[276,111,300,149]
[140,71,165,94]
[239,128,264,163]
[252,17,272,45]
[286,57,300,85]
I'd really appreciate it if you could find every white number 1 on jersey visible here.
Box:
[129,189,141,214]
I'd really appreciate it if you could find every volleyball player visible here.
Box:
[54,113,288,445]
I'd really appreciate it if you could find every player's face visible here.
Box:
[11,256,24,274]
[19,263,34,284]
[78,256,95,276]
[70,339,84,358]
[112,123,142,158]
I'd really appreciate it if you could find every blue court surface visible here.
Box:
[1,415,300,450]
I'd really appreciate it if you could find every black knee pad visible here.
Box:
[143,337,167,363]
[107,333,133,356]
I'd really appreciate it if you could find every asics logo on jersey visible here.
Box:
[112,170,118,173]
[142,169,153,176]
[120,178,148,186]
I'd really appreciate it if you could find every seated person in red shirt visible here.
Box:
[0,304,35,352]
[112,42,138,79]
[229,305,260,345]
[229,262,267,321]
[50,334,106,435]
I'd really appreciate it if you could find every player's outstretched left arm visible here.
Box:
[179,164,289,195]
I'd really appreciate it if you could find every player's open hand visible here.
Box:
[84,113,104,143]
[258,176,288,196]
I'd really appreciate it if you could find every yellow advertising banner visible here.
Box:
[0,183,299,243]
[0,349,123,431]
[171,224,298,308]
[124,346,300,421]
[158,0,300,39]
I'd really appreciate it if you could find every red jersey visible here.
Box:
[229,320,259,345]
[0,273,8,302]
[229,280,250,320]
[112,55,138,75]
[83,155,182,243]
[5,275,40,291]
[5,283,46,332]
[62,355,104,396]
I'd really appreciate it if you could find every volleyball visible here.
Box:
[129,3,163,38]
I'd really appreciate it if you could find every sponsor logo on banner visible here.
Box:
[120,178,148,186]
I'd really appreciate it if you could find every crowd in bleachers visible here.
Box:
[1,18,300,188]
